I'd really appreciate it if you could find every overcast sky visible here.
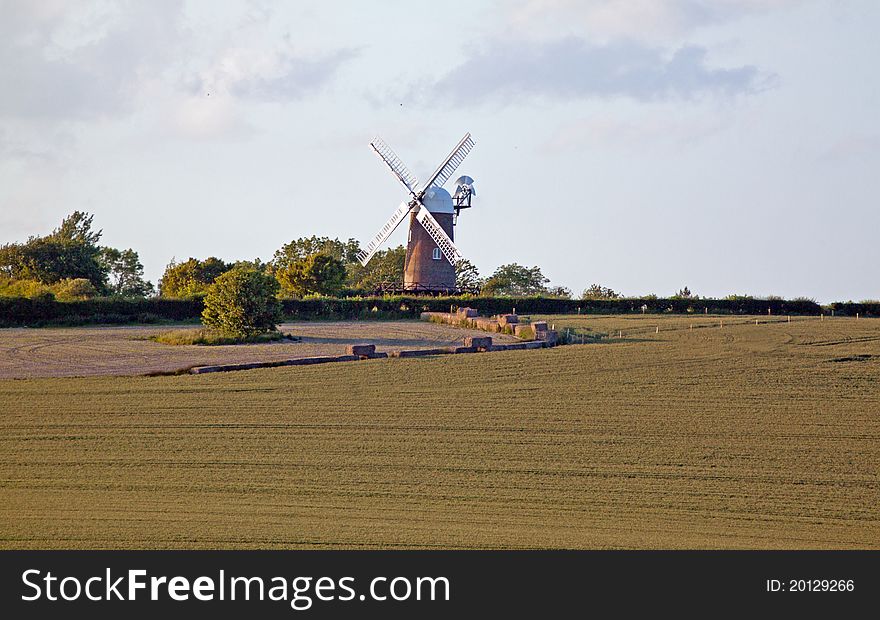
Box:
[1,0,878,302]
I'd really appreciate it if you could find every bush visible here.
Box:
[150,328,291,346]
[201,269,282,338]
[829,302,880,317]
[52,278,98,301]
[0,277,55,299]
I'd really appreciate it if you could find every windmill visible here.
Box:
[357,133,476,293]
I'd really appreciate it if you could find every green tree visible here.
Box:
[53,278,98,301]
[276,252,347,297]
[581,284,621,300]
[481,264,549,296]
[272,236,361,272]
[49,211,102,246]
[201,268,282,338]
[101,248,154,297]
[346,246,405,291]
[674,286,693,299]
[454,259,482,292]
[159,257,229,298]
[0,211,108,291]
[546,285,572,299]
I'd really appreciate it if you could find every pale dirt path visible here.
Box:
[0,321,518,379]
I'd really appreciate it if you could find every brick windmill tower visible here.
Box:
[357,133,476,293]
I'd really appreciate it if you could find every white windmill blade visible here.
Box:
[418,132,475,194]
[414,207,462,265]
[369,136,420,197]
[357,200,414,266]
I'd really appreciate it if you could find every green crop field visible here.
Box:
[1,315,878,549]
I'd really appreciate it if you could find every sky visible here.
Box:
[1,0,878,303]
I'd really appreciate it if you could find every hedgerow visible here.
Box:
[0,295,826,327]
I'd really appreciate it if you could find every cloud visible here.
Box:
[0,1,186,120]
[540,114,727,153]
[0,1,357,125]
[504,0,802,43]
[185,46,358,102]
[409,38,773,106]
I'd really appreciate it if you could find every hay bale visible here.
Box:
[531,321,548,333]
[463,336,493,349]
[497,314,519,327]
[514,324,534,339]
[536,330,558,345]
[347,344,376,357]
[456,307,479,318]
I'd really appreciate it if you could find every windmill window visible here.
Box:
[432,248,441,260]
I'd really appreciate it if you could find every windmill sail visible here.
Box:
[414,207,462,265]
[370,136,420,197]
[418,133,474,193]
[357,200,413,266]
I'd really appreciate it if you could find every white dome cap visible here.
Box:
[420,186,454,214]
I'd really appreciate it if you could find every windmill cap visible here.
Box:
[421,186,454,214]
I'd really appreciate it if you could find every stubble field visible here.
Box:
[0,315,877,549]
[0,320,518,379]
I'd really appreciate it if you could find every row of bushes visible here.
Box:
[0,297,204,327]
[0,295,836,327]
[828,302,880,317]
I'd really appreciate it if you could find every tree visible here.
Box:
[0,211,108,291]
[276,252,347,297]
[53,278,98,301]
[101,248,154,297]
[454,259,482,292]
[581,284,621,300]
[159,257,230,298]
[546,285,572,299]
[49,211,102,246]
[272,236,361,272]
[674,286,693,299]
[201,268,282,338]
[481,264,549,296]
[346,246,405,291]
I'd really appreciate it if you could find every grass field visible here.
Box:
[0,315,878,549]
